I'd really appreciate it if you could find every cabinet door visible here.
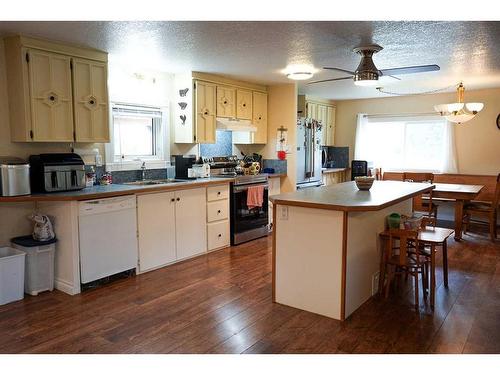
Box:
[306,101,317,120]
[175,187,207,260]
[27,49,74,141]
[252,91,268,144]
[236,89,252,120]
[326,106,336,146]
[72,58,110,142]
[137,192,177,273]
[195,81,216,143]
[216,86,236,118]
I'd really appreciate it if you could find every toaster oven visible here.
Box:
[29,153,86,193]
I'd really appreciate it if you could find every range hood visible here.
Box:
[216,117,257,132]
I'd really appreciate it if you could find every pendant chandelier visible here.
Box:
[434,82,484,124]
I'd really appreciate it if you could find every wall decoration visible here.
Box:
[178,102,187,110]
[180,114,186,125]
[179,88,189,97]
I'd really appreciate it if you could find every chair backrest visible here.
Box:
[351,160,368,180]
[388,228,420,266]
[493,173,500,208]
[402,172,434,183]
[420,216,436,229]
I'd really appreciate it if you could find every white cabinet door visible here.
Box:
[175,187,207,260]
[137,192,177,272]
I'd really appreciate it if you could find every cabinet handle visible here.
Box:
[49,95,55,101]
[217,210,221,214]
[176,197,180,201]
[242,103,246,107]
[258,116,262,120]
[223,100,227,104]
[218,234,222,238]
[89,99,95,105]
[171,198,175,202]
[204,111,208,115]
[217,191,221,195]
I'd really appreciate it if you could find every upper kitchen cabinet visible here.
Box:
[297,95,336,146]
[194,80,216,143]
[72,58,110,142]
[4,35,109,143]
[252,91,268,144]
[236,89,252,120]
[216,86,236,118]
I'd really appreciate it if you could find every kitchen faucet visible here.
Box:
[140,161,146,181]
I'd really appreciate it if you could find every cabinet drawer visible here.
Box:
[207,185,229,201]
[207,200,229,222]
[207,220,230,251]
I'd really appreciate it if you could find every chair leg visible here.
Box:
[490,212,496,241]
[414,271,419,310]
[385,265,393,299]
[421,266,427,298]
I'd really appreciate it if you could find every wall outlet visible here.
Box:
[280,206,288,221]
[372,271,380,296]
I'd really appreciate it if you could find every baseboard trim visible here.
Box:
[55,278,80,295]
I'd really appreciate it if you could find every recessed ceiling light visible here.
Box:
[286,71,314,80]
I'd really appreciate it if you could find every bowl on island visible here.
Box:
[354,176,375,191]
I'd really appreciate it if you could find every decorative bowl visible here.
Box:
[354,176,375,190]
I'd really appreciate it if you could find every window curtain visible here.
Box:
[441,121,458,173]
[354,113,368,161]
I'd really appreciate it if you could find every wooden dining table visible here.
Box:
[432,183,484,240]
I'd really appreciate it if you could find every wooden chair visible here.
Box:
[382,228,429,310]
[402,172,438,218]
[463,173,500,241]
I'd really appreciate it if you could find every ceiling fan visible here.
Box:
[308,44,440,86]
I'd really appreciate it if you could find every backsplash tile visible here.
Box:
[263,159,287,174]
[84,165,174,184]
[200,130,233,157]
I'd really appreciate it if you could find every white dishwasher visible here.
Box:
[78,195,138,284]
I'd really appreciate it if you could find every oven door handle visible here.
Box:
[233,184,269,193]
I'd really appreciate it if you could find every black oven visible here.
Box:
[230,175,269,245]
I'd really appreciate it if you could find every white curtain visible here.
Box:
[353,113,458,173]
[441,121,458,173]
[354,113,368,160]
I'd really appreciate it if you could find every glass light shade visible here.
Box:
[286,72,314,81]
[447,102,464,112]
[465,102,484,112]
[353,79,379,86]
[445,113,475,123]
[434,104,449,113]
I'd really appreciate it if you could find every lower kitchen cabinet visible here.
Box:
[206,184,230,251]
[137,187,208,273]
[137,191,177,273]
[175,187,208,260]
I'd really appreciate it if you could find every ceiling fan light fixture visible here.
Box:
[286,71,314,81]
[465,102,484,113]
[353,71,379,86]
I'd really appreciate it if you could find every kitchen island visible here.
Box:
[270,180,434,320]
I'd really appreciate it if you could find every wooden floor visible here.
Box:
[1,228,499,354]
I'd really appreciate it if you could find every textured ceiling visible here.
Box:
[1,21,499,99]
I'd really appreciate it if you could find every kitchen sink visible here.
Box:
[122,179,187,186]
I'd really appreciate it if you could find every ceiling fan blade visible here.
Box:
[308,76,353,85]
[380,64,440,76]
[323,67,356,75]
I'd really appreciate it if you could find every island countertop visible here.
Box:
[270,180,434,212]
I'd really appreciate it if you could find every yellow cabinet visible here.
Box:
[72,58,110,142]
[4,35,109,143]
[216,86,236,118]
[194,80,216,143]
[252,91,268,144]
[326,106,336,146]
[236,89,252,120]
[27,49,74,142]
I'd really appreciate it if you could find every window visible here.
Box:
[354,114,457,173]
[111,104,165,163]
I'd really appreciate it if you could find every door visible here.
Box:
[252,91,268,144]
[137,192,177,272]
[216,86,236,118]
[236,89,252,120]
[27,49,74,141]
[72,58,110,142]
[175,188,207,260]
[195,81,216,143]
[326,106,336,146]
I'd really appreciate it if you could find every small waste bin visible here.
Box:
[11,236,56,296]
[0,247,25,305]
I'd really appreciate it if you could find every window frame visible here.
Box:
[105,102,170,171]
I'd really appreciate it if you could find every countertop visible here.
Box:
[270,180,434,212]
[0,177,234,203]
